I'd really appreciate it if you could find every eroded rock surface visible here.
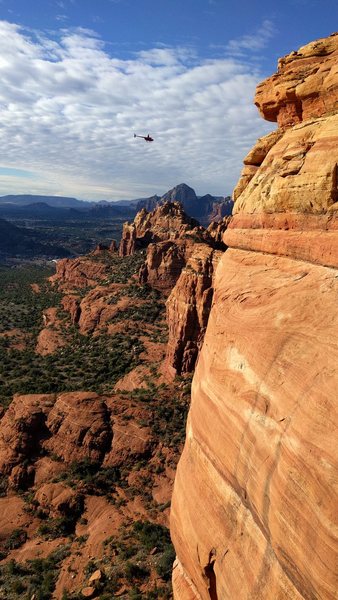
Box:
[171,32,338,600]
[165,245,222,377]
[119,201,200,257]
[50,256,109,291]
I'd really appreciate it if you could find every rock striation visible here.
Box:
[164,245,222,377]
[50,256,109,291]
[171,33,338,600]
[117,201,229,374]
[119,202,200,257]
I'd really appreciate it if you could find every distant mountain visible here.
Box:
[0,194,91,209]
[160,183,199,215]
[0,217,70,258]
[135,195,161,212]
[0,186,232,224]
[0,202,86,220]
[88,203,136,219]
[136,184,233,225]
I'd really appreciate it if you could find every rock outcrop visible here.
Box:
[171,33,338,600]
[119,202,200,257]
[117,201,229,374]
[164,245,222,377]
[50,256,109,291]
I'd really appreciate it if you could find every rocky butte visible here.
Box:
[119,201,228,375]
[170,33,338,599]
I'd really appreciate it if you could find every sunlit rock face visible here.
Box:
[170,33,338,600]
[119,202,200,257]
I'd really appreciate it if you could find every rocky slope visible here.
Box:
[171,32,338,600]
[119,201,200,257]
[120,202,228,374]
[0,253,191,598]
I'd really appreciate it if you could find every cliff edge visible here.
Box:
[170,33,338,600]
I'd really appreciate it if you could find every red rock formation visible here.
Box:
[133,203,228,371]
[206,217,230,247]
[165,244,222,377]
[119,202,200,257]
[119,222,137,256]
[62,295,81,324]
[0,391,159,491]
[255,33,338,128]
[74,285,132,334]
[139,240,194,294]
[35,307,66,355]
[109,239,118,252]
[0,394,53,478]
[50,257,109,291]
[44,392,111,464]
[171,33,338,600]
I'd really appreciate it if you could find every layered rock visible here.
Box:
[0,391,157,489]
[164,245,222,377]
[36,307,66,355]
[119,202,200,257]
[50,256,109,291]
[138,229,210,295]
[171,33,338,600]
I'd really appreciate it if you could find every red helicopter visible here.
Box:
[134,133,154,142]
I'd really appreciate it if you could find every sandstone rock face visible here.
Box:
[139,239,196,294]
[74,285,132,334]
[0,395,52,472]
[255,33,338,128]
[119,222,137,256]
[0,390,161,492]
[206,217,230,247]
[119,202,200,257]
[165,244,222,377]
[35,307,66,355]
[44,391,112,463]
[50,257,109,291]
[171,33,338,600]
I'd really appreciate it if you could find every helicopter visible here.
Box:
[134,133,154,142]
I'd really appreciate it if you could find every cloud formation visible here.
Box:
[226,20,277,55]
[0,20,274,200]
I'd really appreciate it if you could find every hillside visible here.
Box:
[0,218,69,259]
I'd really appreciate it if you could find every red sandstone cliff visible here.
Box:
[119,202,200,257]
[164,245,222,377]
[119,201,228,375]
[171,33,338,600]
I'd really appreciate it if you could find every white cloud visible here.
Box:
[226,20,277,55]
[0,20,274,200]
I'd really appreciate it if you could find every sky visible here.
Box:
[0,0,337,201]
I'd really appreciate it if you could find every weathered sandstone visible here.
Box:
[50,257,109,291]
[139,239,197,294]
[171,33,338,600]
[44,392,111,463]
[119,202,200,257]
[165,244,222,377]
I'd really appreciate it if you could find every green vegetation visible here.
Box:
[0,331,144,407]
[54,459,121,495]
[129,378,190,447]
[0,254,190,599]
[0,265,60,334]
[101,251,146,284]
[0,545,70,600]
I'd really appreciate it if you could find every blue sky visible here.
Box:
[0,0,336,200]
